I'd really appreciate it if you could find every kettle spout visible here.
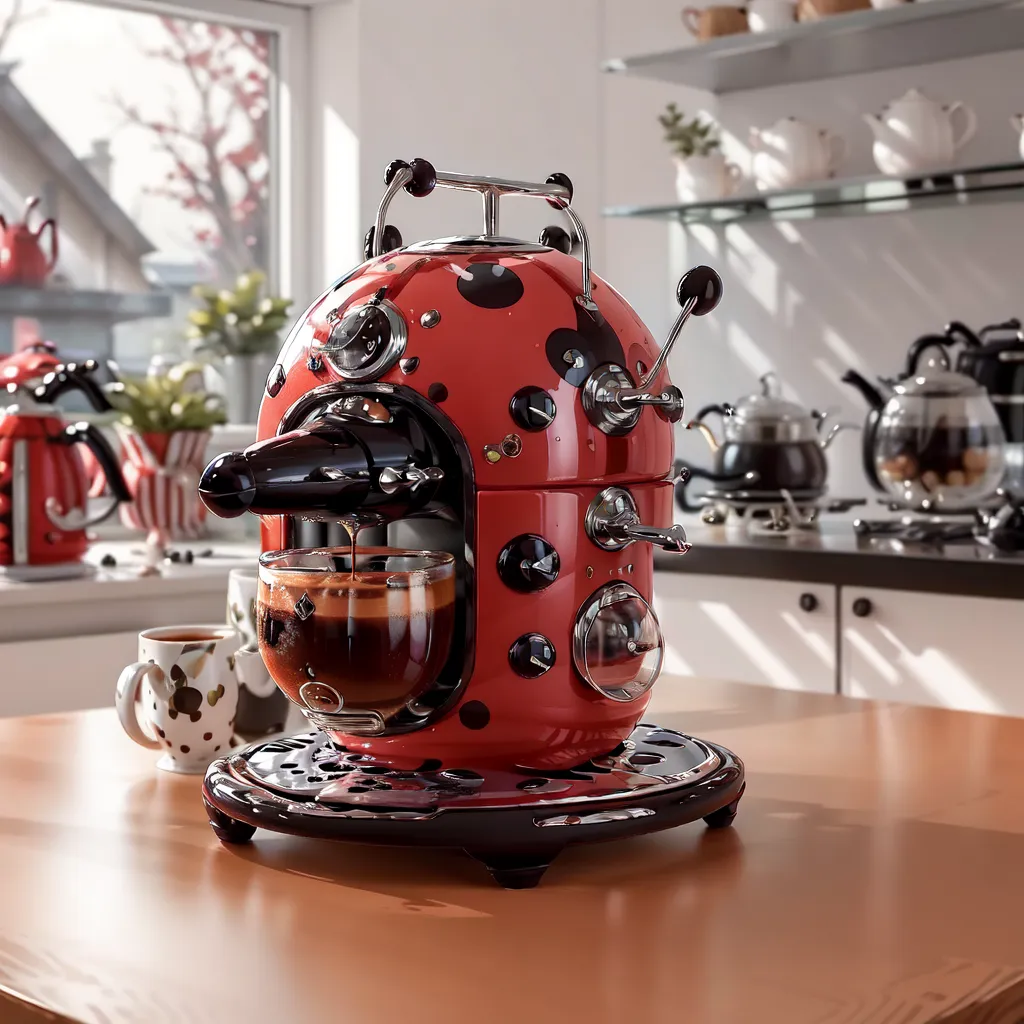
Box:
[686,419,721,453]
[819,421,859,451]
[841,369,885,411]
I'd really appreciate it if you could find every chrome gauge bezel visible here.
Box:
[572,582,664,702]
[322,297,408,382]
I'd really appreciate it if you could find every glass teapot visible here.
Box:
[843,344,1006,512]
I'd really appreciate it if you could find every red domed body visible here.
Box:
[254,241,678,769]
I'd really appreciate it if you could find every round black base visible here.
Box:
[202,723,745,888]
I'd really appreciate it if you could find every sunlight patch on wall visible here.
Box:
[726,225,777,316]
[727,321,775,381]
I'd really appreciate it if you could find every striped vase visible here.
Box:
[116,427,211,547]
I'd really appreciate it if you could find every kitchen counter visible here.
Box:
[656,521,1024,599]
[2,679,1024,1023]
[0,538,259,642]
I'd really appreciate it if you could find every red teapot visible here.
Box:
[0,197,58,287]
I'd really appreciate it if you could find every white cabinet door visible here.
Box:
[0,631,139,718]
[841,587,1024,716]
[653,572,837,694]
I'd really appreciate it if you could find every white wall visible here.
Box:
[312,0,1024,501]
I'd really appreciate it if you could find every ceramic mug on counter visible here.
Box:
[227,567,290,740]
[115,625,262,773]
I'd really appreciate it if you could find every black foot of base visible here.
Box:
[205,797,256,845]
[466,851,557,889]
[703,783,745,830]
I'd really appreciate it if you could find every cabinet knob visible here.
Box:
[799,593,818,613]
[852,597,873,618]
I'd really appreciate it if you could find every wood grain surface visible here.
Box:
[0,679,1022,1024]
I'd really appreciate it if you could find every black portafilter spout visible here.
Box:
[198,396,444,521]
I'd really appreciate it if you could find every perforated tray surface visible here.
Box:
[203,723,745,888]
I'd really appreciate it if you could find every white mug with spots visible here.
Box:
[115,625,261,774]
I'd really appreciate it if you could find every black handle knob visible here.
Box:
[538,225,572,255]
[799,593,818,613]
[852,597,873,618]
[676,266,723,317]
[406,158,436,198]
[545,172,573,209]
[362,224,403,261]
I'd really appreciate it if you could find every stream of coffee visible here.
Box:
[337,513,384,576]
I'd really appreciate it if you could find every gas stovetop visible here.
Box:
[696,487,866,537]
[854,497,1024,554]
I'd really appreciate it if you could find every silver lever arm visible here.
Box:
[618,522,691,554]
[585,487,692,555]
[616,266,723,408]
[370,159,595,307]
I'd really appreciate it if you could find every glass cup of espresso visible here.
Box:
[256,547,456,733]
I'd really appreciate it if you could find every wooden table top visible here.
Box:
[2,679,1024,1024]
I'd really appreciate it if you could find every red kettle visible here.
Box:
[0,364,130,579]
[0,197,58,287]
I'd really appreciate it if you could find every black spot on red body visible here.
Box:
[203,732,213,741]
[546,304,625,387]
[456,262,523,309]
[459,701,490,730]
[427,383,448,403]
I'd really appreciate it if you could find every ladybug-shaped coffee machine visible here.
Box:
[199,160,744,887]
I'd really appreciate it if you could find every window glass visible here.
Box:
[0,0,274,370]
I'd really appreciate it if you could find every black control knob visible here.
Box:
[497,535,559,592]
[539,225,572,255]
[508,634,556,678]
[676,266,724,316]
[509,386,556,432]
[799,593,818,613]
[852,597,873,618]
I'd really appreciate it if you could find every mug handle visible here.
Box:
[115,662,162,750]
[682,6,702,35]
[234,644,277,698]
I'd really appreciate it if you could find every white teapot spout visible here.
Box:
[1012,114,1024,135]
[862,111,891,144]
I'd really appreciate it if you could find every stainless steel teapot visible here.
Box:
[677,373,851,510]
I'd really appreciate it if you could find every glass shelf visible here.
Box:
[602,0,1024,95]
[603,161,1024,225]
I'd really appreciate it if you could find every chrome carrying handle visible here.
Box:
[371,158,596,307]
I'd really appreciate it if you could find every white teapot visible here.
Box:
[864,89,976,176]
[749,117,846,191]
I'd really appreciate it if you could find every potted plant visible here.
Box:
[187,270,292,424]
[659,102,742,203]
[106,363,227,557]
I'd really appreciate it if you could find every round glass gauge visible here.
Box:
[572,582,664,702]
